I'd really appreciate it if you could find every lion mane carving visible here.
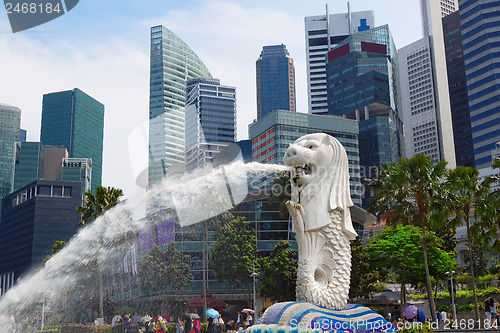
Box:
[284,133,357,309]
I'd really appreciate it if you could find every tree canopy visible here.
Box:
[138,243,193,307]
[258,241,297,302]
[209,216,257,297]
[366,225,455,305]
[349,237,380,300]
[76,186,124,226]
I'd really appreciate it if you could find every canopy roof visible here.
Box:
[185,294,227,308]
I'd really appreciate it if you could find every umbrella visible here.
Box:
[405,305,418,320]
[190,313,200,319]
[241,309,254,314]
[206,309,220,318]
[417,309,425,323]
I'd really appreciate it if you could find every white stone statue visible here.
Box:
[284,133,357,309]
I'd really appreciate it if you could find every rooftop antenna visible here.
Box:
[326,3,331,51]
[347,1,352,33]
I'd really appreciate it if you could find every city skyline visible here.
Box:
[0,0,423,200]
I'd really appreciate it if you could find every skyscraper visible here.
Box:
[0,104,21,213]
[305,5,375,113]
[13,142,44,191]
[443,11,475,167]
[256,45,296,120]
[184,78,236,172]
[40,88,104,192]
[459,0,500,169]
[398,0,457,167]
[148,25,212,186]
[325,25,403,206]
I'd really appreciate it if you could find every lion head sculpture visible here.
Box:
[283,133,357,240]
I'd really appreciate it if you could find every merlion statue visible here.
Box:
[284,133,357,309]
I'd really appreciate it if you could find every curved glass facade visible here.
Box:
[149,25,212,186]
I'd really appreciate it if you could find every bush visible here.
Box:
[61,324,123,333]
[408,287,500,299]
[456,273,471,284]
[477,274,495,283]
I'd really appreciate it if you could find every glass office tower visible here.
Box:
[148,25,212,186]
[256,45,296,120]
[184,78,236,172]
[13,142,44,191]
[459,0,500,169]
[325,25,403,206]
[443,11,475,167]
[40,88,104,192]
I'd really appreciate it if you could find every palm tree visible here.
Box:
[447,166,496,322]
[76,185,124,318]
[366,154,450,322]
[76,186,124,226]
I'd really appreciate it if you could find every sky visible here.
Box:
[0,0,423,201]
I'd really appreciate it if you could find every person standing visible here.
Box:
[491,298,498,326]
[183,310,192,333]
[486,297,493,322]
[176,317,183,333]
[193,317,200,333]
[213,314,224,333]
[236,312,242,329]
[245,313,252,327]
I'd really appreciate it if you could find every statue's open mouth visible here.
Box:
[295,164,311,175]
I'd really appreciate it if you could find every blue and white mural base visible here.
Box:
[247,302,397,333]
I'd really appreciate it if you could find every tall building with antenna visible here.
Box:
[148,25,212,186]
[305,4,374,114]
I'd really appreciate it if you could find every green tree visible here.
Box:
[349,237,380,300]
[258,241,297,302]
[40,240,67,267]
[447,166,496,322]
[75,185,124,318]
[367,225,455,314]
[76,186,124,226]
[209,216,257,306]
[268,172,291,218]
[138,243,193,309]
[366,154,451,322]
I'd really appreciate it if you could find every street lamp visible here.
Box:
[250,262,258,316]
[445,271,457,324]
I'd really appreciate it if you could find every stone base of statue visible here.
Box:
[247,302,396,333]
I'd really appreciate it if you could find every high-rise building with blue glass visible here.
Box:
[256,45,296,120]
[443,11,476,167]
[459,0,500,169]
[40,88,103,192]
[325,25,403,194]
[14,142,44,191]
[149,26,212,186]
[184,78,236,172]
[0,104,21,217]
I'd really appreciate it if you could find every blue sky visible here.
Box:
[0,0,422,200]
